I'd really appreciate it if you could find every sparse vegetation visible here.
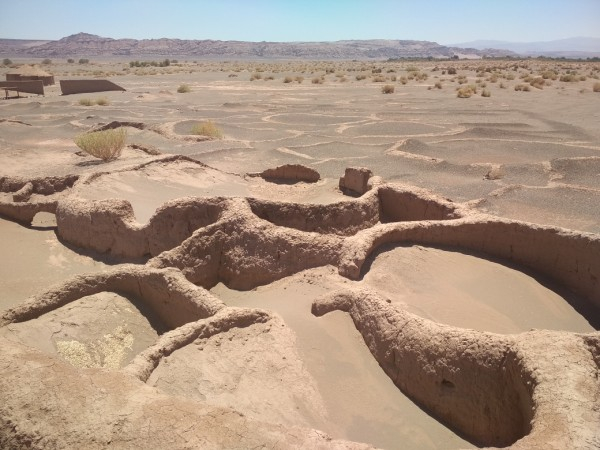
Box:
[177,84,191,93]
[67,58,75,63]
[283,76,293,83]
[481,89,491,97]
[2,58,12,66]
[312,77,323,84]
[74,128,127,162]
[355,74,367,81]
[593,82,600,92]
[95,97,109,106]
[381,85,395,94]
[42,58,52,65]
[78,58,90,64]
[78,98,94,106]
[434,81,442,89]
[190,121,223,139]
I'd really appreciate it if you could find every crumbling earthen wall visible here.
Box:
[247,189,380,236]
[312,288,599,449]
[341,217,600,309]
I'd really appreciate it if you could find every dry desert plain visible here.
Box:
[0,59,599,449]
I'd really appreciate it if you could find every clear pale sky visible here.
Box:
[1,0,599,44]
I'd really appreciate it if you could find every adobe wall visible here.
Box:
[0,80,44,95]
[60,79,125,95]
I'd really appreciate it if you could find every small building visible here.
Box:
[6,65,55,86]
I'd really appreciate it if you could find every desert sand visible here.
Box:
[0,59,599,449]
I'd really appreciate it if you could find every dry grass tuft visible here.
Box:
[78,98,94,106]
[75,128,127,162]
[95,97,109,106]
[177,84,191,93]
[190,121,223,139]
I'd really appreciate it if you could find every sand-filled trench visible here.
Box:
[1,61,599,449]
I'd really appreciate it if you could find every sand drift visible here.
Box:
[0,164,598,449]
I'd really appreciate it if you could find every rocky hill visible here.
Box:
[0,32,514,59]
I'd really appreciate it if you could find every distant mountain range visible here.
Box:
[0,33,598,60]
[0,33,514,60]
[450,37,600,58]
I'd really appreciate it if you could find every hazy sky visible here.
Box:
[1,0,599,44]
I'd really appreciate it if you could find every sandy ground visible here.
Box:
[0,60,598,449]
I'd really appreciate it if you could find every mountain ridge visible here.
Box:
[0,32,513,59]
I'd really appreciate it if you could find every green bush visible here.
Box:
[190,121,223,139]
[75,128,127,161]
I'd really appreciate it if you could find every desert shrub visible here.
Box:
[312,77,323,84]
[514,84,531,91]
[295,76,304,83]
[283,76,293,83]
[457,85,476,98]
[42,58,52,65]
[177,84,191,93]
[399,76,407,85]
[381,85,395,94]
[530,77,545,89]
[447,67,457,75]
[3,58,12,66]
[372,68,382,74]
[499,82,507,89]
[593,82,600,92]
[67,58,74,63]
[78,98,94,106]
[406,66,419,72]
[190,121,223,139]
[434,81,442,89]
[390,75,397,82]
[560,74,578,82]
[78,58,89,64]
[264,75,274,80]
[372,75,386,82]
[481,89,491,97]
[541,70,557,80]
[75,128,127,161]
[355,74,367,81]
[95,97,109,106]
